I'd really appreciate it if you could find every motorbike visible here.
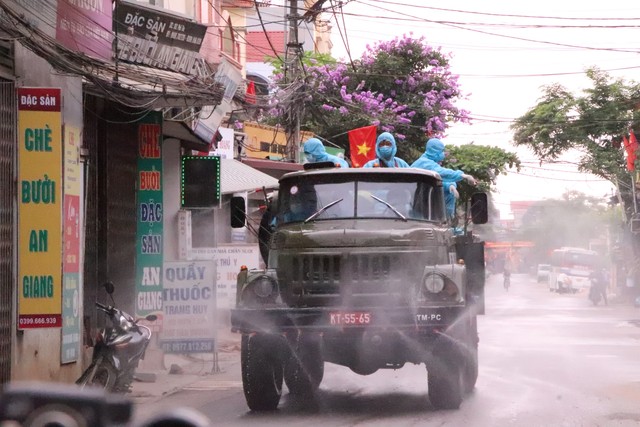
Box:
[76,282,157,393]
[588,281,603,306]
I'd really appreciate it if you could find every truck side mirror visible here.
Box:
[470,192,488,224]
[230,196,246,228]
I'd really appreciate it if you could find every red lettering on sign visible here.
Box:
[139,124,161,158]
[140,171,161,190]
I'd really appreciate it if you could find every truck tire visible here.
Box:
[427,354,464,410]
[463,348,478,394]
[284,334,324,395]
[241,334,284,411]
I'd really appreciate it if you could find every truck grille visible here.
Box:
[284,253,403,297]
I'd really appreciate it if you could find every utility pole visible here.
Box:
[284,0,304,162]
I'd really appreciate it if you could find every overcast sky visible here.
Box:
[325,0,640,218]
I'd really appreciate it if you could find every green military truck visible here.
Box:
[231,165,488,411]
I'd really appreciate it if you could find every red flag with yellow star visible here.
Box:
[348,125,377,167]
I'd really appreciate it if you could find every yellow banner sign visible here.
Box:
[17,87,63,329]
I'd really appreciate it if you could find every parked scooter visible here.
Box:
[76,282,156,393]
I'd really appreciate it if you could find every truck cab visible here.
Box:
[231,166,487,411]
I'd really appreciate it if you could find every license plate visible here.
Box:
[329,312,371,325]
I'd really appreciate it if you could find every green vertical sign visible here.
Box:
[135,112,164,329]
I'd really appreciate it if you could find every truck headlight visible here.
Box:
[252,275,276,298]
[423,273,445,293]
[415,266,463,304]
[242,274,278,306]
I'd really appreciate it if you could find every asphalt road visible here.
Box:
[134,273,640,427]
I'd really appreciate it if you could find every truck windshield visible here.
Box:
[277,175,445,224]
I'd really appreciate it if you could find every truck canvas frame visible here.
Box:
[230,167,488,411]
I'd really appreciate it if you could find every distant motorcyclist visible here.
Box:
[589,268,608,306]
[503,265,511,291]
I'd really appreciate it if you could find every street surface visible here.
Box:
[134,273,640,426]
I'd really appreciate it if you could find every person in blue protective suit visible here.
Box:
[362,132,410,168]
[443,180,459,218]
[303,137,349,168]
[411,137,477,219]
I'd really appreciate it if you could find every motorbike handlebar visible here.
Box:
[95,302,113,313]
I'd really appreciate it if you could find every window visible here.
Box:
[277,174,445,224]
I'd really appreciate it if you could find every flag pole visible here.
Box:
[632,173,638,214]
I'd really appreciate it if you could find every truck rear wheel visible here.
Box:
[284,333,324,395]
[427,354,464,410]
[241,334,284,411]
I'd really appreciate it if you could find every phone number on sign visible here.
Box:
[329,312,371,325]
[19,316,59,326]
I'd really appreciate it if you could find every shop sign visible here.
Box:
[210,127,234,159]
[17,87,62,329]
[191,245,260,308]
[115,2,208,76]
[135,113,164,331]
[160,261,217,353]
[56,0,113,61]
[61,126,82,363]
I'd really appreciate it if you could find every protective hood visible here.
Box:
[375,132,397,161]
[303,138,329,162]
[425,138,445,163]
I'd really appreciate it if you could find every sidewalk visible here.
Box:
[129,327,242,404]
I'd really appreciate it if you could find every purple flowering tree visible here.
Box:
[266,34,470,159]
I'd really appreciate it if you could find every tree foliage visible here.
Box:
[444,144,520,203]
[441,144,520,232]
[511,68,640,214]
[266,35,470,160]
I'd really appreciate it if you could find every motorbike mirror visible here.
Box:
[103,281,115,294]
[145,314,158,322]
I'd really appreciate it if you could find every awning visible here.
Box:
[164,120,211,152]
[240,158,303,179]
[221,158,279,195]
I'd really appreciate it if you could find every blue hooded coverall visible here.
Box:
[411,138,465,218]
[362,132,410,168]
[303,138,349,168]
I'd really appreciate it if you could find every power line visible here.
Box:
[355,0,640,54]
[361,0,640,22]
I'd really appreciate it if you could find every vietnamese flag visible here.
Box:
[628,131,639,171]
[348,125,377,167]
[246,81,256,104]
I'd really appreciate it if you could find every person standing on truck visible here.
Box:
[303,138,349,168]
[411,137,477,219]
[362,132,410,168]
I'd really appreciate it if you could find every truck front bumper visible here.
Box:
[230,305,468,334]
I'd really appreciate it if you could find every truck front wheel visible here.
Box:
[463,348,478,394]
[241,334,284,411]
[284,333,324,395]
[427,354,464,410]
